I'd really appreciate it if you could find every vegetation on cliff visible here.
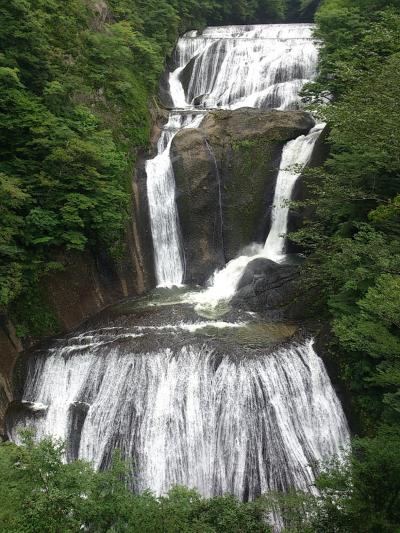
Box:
[297,0,400,433]
[287,0,400,530]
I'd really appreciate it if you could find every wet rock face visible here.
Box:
[171,128,226,285]
[0,320,22,438]
[286,124,331,253]
[171,108,314,285]
[232,258,300,319]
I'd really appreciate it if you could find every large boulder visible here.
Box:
[171,108,314,284]
[231,258,300,319]
[232,257,305,320]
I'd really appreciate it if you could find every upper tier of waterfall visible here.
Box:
[146,23,318,287]
[173,23,318,110]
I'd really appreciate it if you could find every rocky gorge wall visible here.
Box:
[171,107,315,284]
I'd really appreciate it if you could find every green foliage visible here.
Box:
[303,2,400,103]
[290,0,400,429]
[262,427,400,532]
[288,5,400,529]
[0,434,270,533]
[3,432,397,533]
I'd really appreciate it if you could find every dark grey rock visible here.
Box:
[171,108,315,285]
[232,258,300,319]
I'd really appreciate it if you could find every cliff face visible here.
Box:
[171,108,315,284]
[0,161,155,438]
[0,320,22,437]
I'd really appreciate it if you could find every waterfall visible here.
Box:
[264,123,324,260]
[146,113,204,286]
[146,23,318,286]
[9,337,348,499]
[8,24,350,518]
[179,25,317,110]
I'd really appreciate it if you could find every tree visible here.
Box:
[0,434,270,532]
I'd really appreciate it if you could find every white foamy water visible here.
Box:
[9,340,349,499]
[264,123,324,260]
[146,113,205,286]
[175,24,317,110]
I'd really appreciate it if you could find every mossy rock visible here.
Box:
[171,108,314,285]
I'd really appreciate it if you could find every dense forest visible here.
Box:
[289,0,400,529]
[1,0,400,531]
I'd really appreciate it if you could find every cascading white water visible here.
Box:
[177,24,317,110]
[264,123,324,260]
[9,337,349,499]
[191,123,324,309]
[146,113,204,286]
[146,23,318,286]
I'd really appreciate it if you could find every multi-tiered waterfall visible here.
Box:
[8,23,349,514]
[146,24,318,286]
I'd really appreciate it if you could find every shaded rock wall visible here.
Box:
[232,258,300,320]
[0,320,22,438]
[171,108,314,284]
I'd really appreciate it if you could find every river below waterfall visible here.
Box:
[7,22,350,511]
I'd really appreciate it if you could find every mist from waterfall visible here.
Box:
[146,23,318,287]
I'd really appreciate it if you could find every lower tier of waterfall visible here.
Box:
[8,311,349,500]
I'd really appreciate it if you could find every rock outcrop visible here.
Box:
[171,108,314,284]
[232,258,300,319]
